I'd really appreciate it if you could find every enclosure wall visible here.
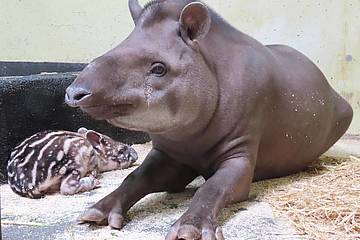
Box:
[0,0,359,134]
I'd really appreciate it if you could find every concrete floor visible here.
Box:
[1,137,359,240]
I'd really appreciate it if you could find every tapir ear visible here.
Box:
[129,0,143,24]
[85,131,103,151]
[179,2,211,42]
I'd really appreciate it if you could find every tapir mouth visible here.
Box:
[81,104,135,120]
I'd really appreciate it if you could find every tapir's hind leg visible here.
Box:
[322,95,353,153]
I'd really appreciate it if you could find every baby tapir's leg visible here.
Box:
[60,170,99,195]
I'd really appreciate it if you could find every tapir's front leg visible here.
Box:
[79,148,198,229]
[166,157,254,240]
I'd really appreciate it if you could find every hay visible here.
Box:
[252,156,360,239]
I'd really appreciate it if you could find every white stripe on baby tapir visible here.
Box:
[31,160,39,186]
[8,171,15,177]
[29,132,64,148]
[44,161,57,184]
[37,137,59,160]
[13,185,22,193]
[17,149,35,168]
[10,149,18,158]
[8,144,28,165]
[13,134,33,152]
[63,137,82,154]
[56,151,64,161]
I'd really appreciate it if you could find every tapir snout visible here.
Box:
[65,57,114,108]
[65,85,92,107]
[65,53,140,120]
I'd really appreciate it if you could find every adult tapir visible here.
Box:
[65,0,353,239]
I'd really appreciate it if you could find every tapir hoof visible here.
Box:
[165,214,225,240]
[78,207,124,229]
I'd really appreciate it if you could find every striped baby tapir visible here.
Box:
[7,127,138,198]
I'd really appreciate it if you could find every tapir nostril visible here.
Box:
[65,87,92,107]
[74,92,91,101]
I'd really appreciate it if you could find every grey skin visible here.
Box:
[65,0,353,239]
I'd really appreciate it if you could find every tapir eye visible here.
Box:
[150,63,167,77]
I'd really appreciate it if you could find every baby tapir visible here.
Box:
[7,128,138,198]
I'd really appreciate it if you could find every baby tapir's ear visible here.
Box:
[179,2,211,42]
[86,131,102,151]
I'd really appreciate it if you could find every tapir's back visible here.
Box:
[254,44,353,180]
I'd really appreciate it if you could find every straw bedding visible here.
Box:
[251,155,360,239]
